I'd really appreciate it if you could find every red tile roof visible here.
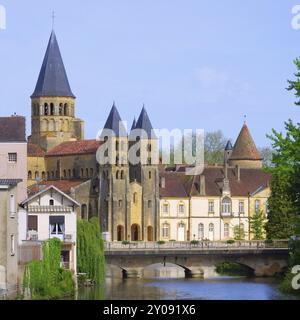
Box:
[46,140,102,156]
[28,143,46,157]
[28,180,86,197]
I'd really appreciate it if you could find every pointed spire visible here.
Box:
[103,103,127,137]
[135,105,156,139]
[230,124,262,161]
[31,31,75,98]
[225,140,233,151]
[131,117,136,131]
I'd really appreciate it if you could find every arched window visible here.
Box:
[49,199,54,206]
[64,103,68,116]
[28,171,32,179]
[47,172,50,180]
[198,223,204,240]
[50,103,54,115]
[117,225,124,241]
[133,192,137,204]
[59,103,63,115]
[42,172,46,180]
[209,223,214,232]
[162,223,169,239]
[222,197,232,214]
[81,168,84,178]
[116,171,120,179]
[51,171,55,179]
[149,171,152,179]
[63,170,67,179]
[121,171,124,179]
[44,103,49,115]
[148,200,152,208]
[68,169,71,178]
[35,171,39,179]
[224,223,229,238]
[72,169,76,178]
[86,168,89,178]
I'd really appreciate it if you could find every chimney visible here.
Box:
[200,175,206,196]
[236,165,240,181]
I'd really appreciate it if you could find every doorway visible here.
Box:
[131,224,140,241]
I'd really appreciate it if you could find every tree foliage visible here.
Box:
[77,217,105,285]
[233,225,245,240]
[23,238,75,300]
[266,58,300,295]
[250,210,266,240]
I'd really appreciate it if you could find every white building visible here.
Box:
[19,185,79,274]
[159,124,270,242]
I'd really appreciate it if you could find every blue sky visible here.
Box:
[0,0,299,147]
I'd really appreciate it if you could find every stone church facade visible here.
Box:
[27,30,160,241]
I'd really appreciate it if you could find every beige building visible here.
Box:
[0,116,27,295]
[159,124,270,242]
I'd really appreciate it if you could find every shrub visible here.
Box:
[191,240,199,245]
[157,241,165,245]
[122,241,130,245]
[227,240,235,244]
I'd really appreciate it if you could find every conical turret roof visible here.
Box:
[135,106,156,139]
[103,103,127,137]
[31,31,75,98]
[230,124,262,161]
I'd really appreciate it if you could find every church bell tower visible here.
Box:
[29,30,84,151]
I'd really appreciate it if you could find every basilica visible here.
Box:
[27,31,270,242]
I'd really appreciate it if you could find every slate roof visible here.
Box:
[160,166,270,198]
[230,124,262,161]
[0,116,26,142]
[102,104,127,137]
[225,140,233,151]
[135,106,156,139]
[131,118,136,131]
[28,143,46,157]
[0,179,23,186]
[31,31,75,98]
[46,140,102,156]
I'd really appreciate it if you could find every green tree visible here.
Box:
[233,225,245,240]
[266,58,300,294]
[23,238,75,300]
[77,217,105,285]
[250,210,266,240]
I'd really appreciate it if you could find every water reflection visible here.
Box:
[77,265,300,300]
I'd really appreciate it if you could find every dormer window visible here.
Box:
[222,197,232,214]
[49,199,54,206]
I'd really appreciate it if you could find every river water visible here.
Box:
[77,266,299,300]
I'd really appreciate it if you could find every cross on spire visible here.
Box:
[244,114,247,124]
[51,11,56,29]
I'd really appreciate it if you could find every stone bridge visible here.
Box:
[104,241,289,278]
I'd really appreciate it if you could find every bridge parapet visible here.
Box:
[104,240,289,252]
